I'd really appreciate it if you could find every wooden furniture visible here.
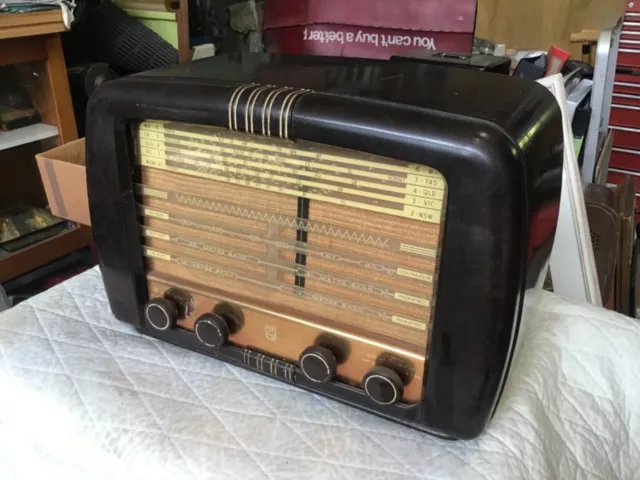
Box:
[0,11,91,284]
[571,29,600,64]
[114,0,190,62]
[0,9,68,39]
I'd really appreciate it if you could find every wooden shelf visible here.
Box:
[0,10,67,40]
[0,14,88,286]
[0,226,92,283]
[0,123,58,152]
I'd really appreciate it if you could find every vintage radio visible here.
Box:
[86,54,563,439]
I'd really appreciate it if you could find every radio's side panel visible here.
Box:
[85,99,145,326]
[516,93,565,289]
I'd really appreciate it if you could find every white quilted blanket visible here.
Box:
[0,267,639,480]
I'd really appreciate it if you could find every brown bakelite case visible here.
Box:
[85,53,563,439]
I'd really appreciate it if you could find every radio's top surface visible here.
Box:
[136,52,554,135]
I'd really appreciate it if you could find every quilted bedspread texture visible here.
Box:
[0,267,639,479]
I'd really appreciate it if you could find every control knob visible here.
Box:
[194,313,230,350]
[299,346,337,383]
[363,366,404,406]
[145,297,178,331]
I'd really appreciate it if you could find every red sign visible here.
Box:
[263,0,477,59]
[265,25,473,59]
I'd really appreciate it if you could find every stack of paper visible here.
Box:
[0,0,75,27]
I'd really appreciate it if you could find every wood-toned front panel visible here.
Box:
[148,275,426,403]
[145,257,427,349]
[140,166,298,216]
[135,120,447,375]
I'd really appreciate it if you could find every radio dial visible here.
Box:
[363,366,404,406]
[299,346,337,383]
[194,313,230,350]
[145,297,178,331]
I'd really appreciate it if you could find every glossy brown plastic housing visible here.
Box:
[85,53,563,439]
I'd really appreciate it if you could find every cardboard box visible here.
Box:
[36,138,91,226]
[263,0,477,59]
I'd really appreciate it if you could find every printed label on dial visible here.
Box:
[137,120,448,225]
